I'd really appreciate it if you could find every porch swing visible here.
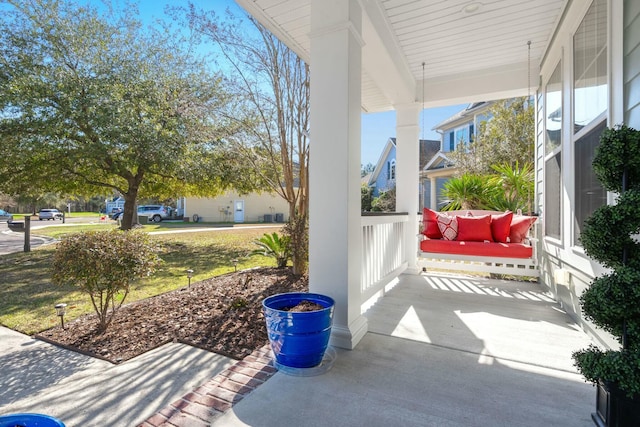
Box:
[416,44,539,279]
[417,208,539,278]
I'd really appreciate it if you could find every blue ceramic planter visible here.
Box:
[0,413,65,427]
[262,292,334,368]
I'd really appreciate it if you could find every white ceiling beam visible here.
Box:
[418,61,540,108]
[360,0,416,106]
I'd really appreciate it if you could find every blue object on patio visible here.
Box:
[263,292,334,369]
[0,413,65,427]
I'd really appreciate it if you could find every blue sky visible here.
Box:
[134,0,468,165]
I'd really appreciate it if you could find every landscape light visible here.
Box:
[55,303,67,329]
[186,269,194,288]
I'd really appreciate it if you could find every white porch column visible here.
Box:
[309,0,367,349]
[395,103,421,273]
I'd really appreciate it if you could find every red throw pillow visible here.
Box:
[456,215,493,242]
[491,211,513,243]
[437,213,458,240]
[422,208,443,239]
[509,215,537,243]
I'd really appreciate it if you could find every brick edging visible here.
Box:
[138,344,276,427]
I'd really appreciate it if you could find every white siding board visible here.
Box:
[626,65,640,112]
[254,0,290,11]
[623,14,640,56]
[625,0,640,125]
[267,3,309,24]
[403,30,550,62]
[387,0,560,27]
[627,108,640,128]
[625,0,640,27]
[394,8,556,39]
[402,28,550,55]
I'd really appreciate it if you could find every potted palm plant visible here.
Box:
[573,124,640,426]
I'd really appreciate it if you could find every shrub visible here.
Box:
[573,124,640,397]
[441,163,534,212]
[251,232,290,269]
[51,229,162,332]
[371,186,396,212]
[361,183,373,212]
[441,174,492,211]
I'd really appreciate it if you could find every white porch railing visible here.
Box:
[360,213,409,309]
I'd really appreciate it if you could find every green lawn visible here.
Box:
[0,226,283,335]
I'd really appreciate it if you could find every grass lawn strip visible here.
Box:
[0,226,283,335]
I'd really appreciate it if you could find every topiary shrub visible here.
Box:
[573,124,640,396]
[51,229,162,332]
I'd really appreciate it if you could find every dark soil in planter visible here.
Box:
[38,267,308,363]
[284,300,324,312]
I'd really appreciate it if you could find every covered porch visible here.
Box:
[212,270,595,426]
[234,0,568,351]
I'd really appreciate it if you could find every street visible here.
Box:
[0,216,102,255]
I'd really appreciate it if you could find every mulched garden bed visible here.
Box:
[38,267,308,363]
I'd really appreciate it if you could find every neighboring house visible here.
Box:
[183,191,290,224]
[368,137,440,203]
[367,137,397,198]
[420,102,493,209]
[435,102,493,154]
[420,152,456,210]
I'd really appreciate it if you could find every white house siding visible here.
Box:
[536,0,627,349]
[624,0,640,125]
[184,191,290,223]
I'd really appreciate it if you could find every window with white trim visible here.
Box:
[573,0,607,246]
[544,61,562,240]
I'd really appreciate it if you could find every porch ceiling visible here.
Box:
[234,0,567,111]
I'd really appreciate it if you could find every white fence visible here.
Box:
[360,213,408,307]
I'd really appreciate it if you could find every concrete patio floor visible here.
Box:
[213,272,596,426]
[0,328,235,426]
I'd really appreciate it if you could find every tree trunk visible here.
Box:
[119,185,140,230]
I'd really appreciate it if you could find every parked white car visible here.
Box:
[137,205,171,222]
[38,208,63,220]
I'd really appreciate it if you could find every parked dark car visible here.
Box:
[111,209,124,220]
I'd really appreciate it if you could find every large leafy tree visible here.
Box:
[0,0,241,229]
[450,97,534,175]
[184,6,310,274]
